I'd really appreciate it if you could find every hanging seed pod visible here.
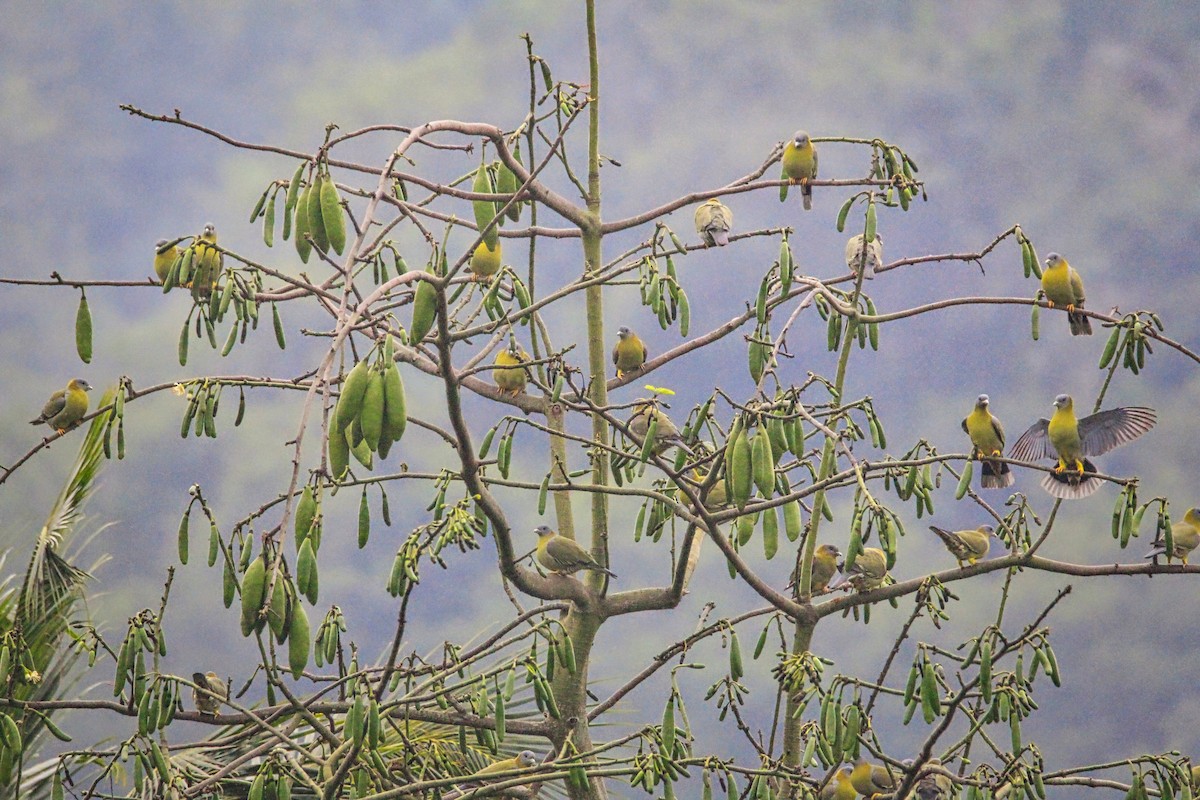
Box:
[294,181,313,262]
[472,162,499,248]
[320,169,346,254]
[307,171,330,253]
[75,290,93,363]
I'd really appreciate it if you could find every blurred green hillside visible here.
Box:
[1,1,1198,789]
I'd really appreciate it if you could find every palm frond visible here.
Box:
[17,388,114,631]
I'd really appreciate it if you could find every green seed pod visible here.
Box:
[472,162,499,249]
[239,555,267,638]
[782,499,802,542]
[328,417,350,481]
[728,630,744,680]
[409,271,438,343]
[288,601,310,679]
[320,171,346,254]
[307,171,329,253]
[294,182,313,262]
[75,290,92,363]
[955,462,973,499]
[272,303,286,349]
[358,486,371,548]
[1030,301,1040,341]
[381,362,407,444]
[836,196,854,233]
[761,506,779,560]
[751,426,775,499]
[335,359,372,433]
[177,508,190,565]
[359,368,386,452]
[864,200,877,243]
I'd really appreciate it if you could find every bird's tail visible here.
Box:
[1042,458,1101,499]
[711,228,729,247]
[801,184,813,211]
[29,416,44,425]
[979,459,1014,489]
[1143,543,1169,560]
[928,526,956,546]
[1068,309,1093,336]
[587,564,618,578]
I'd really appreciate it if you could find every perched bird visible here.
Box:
[192,671,227,715]
[190,223,222,295]
[962,395,1014,489]
[796,544,843,595]
[849,758,896,798]
[30,379,92,433]
[913,758,954,800]
[929,525,993,568]
[612,327,648,378]
[780,130,818,210]
[1040,252,1092,335]
[534,525,616,578]
[833,547,888,593]
[844,234,882,281]
[471,750,538,779]
[694,198,733,247]
[627,402,693,456]
[470,239,503,281]
[1144,507,1200,565]
[493,341,530,396]
[1009,395,1156,499]
[153,239,181,284]
[819,768,857,800]
[689,462,729,511]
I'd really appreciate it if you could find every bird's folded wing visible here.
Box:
[1077,406,1156,456]
[1008,418,1051,462]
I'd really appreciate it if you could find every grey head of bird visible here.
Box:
[155,238,169,251]
[203,222,216,238]
[507,340,523,357]
[617,326,631,339]
[1053,393,1071,409]
[980,525,995,534]
[976,394,989,407]
[1044,252,1062,268]
[791,130,810,147]
[72,379,93,392]
[515,750,537,768]
[534,525,555,540]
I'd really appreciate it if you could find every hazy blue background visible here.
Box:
[2,1,1199,793]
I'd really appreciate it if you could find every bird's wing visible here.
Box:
[1077,406,1156,456]
[40,392,67,420]
[1009,418,1051,462]
[1068,267,1086,304]
[990,414,1006,447]
[546,537,589,565]
[811,145,818,178]
[611,342,619,366]
[960,416,970,435]
[638,340,648,361]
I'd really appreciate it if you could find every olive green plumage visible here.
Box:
[192,671,228,715]
[153,239,181,283]
[31,378,92,433]
[1144,507,1200,564]
[929,525,993,568]
[913,759,954,800]
[962,394,1013,489]
[1010,394,1156,499]
[628,401,692,455]
[1040,252,1092,335]
[472,750,538,778]
[845,233,882,280]
[811,544,843,594]
[534,526,616,578]
[780,130,818,210]
[849,758,895,797]
[493,341,530,396]
[190,222,222,295]
[612,326,648,378]
[694,198,733,246]
[833,547,888,592]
